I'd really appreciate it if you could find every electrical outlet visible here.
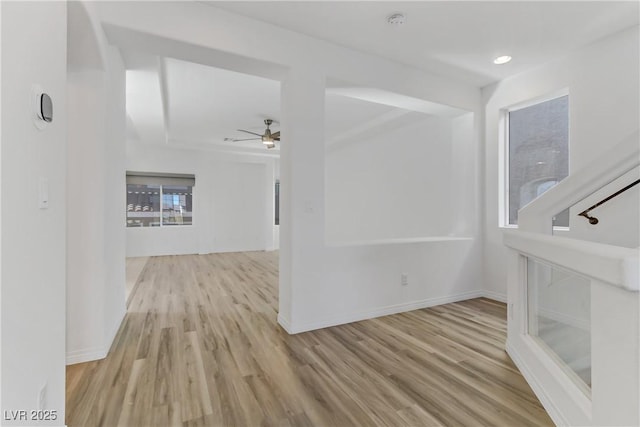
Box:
[38,383,47,410]
[400,273,408,286]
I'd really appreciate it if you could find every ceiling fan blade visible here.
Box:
[271,131,280,139]
[230,137,261,142]
[237,129,263,137]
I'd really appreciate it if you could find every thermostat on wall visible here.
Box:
[32,84,52,130]
[37,93,53,123]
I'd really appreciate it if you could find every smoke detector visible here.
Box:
[387,13,406,25]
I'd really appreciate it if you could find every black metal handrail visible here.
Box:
[578,178,640,225]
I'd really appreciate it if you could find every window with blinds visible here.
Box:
[126,172,195,227]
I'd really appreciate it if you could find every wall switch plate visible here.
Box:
[401,273,408,286]
[38,177,49,209]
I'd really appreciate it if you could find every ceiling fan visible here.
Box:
[225,119,280,149]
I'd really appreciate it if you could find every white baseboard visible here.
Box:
[506,339,569,427]
[285,290,484,334]
[481,290,507,303]
[66,306,126,365]
[66,346,108,365]
[104,306,126,354]
[277,313,293,334]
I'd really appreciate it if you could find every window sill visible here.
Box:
[126,225,195,229]
[325,236,474,248]
[498,225,571,232]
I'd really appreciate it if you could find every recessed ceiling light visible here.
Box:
[494,55,512,65]
[387,13,405,25]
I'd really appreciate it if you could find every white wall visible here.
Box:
[318,109,482,332]
[1,1,67,424]
[326,115,462,243]
[555,166,639,249]
[278,68,484,333]
[126,143,277,257]
[102,42,128,357]
[91,1,484,334]
[483,26,640,298]
[66,1,127,365]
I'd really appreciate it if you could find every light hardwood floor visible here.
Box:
[66,251,553,427]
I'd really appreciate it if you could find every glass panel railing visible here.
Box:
[527,257,591,392]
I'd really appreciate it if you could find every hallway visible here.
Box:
[66,252,552,426]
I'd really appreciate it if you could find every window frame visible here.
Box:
[126,172,195,228]
[274,179,280,226]
[499,89,570,229]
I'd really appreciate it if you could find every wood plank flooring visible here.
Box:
[66,251,553,427]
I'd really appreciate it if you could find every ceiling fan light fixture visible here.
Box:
[232,118,279,149]
[262,123,274,145]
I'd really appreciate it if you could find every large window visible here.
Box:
[126,173,194,227]
[506,95,569,226]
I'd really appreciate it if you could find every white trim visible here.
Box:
[501,90,570,228]
[277,313,293,334]
[66,305,126,365]
[498,107,509,228]
[66,346,108,365]
[506,88,570,113]
[507,339,570,427]
[504,230,639,291]
[285,291,484,334]
[482,290,507,303]
[326,236,473,248]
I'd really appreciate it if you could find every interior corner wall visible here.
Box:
[125,143,276,257]
[280,68,485,333]
[325,115,456,243]
[102,44,127,351]
[1,1,67,423]
[66,1,126,365]
[482,26,640,298]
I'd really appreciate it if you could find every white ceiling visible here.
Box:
[125,55,436,153]
[123,1,638,154]
[165,57,281,146]
[214,1,639,87]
